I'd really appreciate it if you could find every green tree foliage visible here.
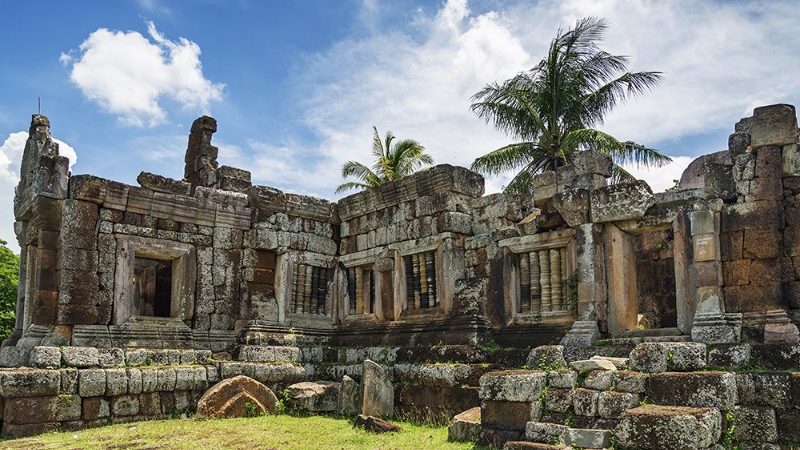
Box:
[470,17,671,193]
[0,239,18,340]
[336,126,433,193]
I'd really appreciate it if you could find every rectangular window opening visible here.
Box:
[292,264,332,315]
[403,250,438,310]
[517,247,571,314]
[346,266,376,315]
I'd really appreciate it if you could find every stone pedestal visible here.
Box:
[690,313,742,344]
[560,320,600,347]
[763,310,799,344]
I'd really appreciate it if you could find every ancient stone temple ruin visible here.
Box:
[1,104,799,448]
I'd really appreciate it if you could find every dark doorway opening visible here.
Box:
[634,230,677,329]
[134,257,173,318]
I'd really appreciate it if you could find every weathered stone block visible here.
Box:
[569,359,616,373]
[196,375,278,418]
[526,345,566,371]
[105,368,128,396]
[30,346,61,369]
[127,368,143,395]
[286,381,340,412]
[614,371,648,393]
[482,400,536,430]
[547,370,577,389]
[545,388,572,414]
[4,395,81,424]
[62,347,100,368]
[479,370,546,402]
[750,104,797,149]
[736,372,791,407]
[448,407,480,442]
[78,369,106,397]
[646,372,737,409]
[111,395,140,417]
[563,427,611,449]
[156,368,177,391]
[524,421,567,445]
[61,368,79,394]
[733,406,777,444]
[590,180,655,223]
[629,342,706,372]
[583,369,615,390]
[362,360,394,418]
[338,375,361,416]
[82,397,110,420]
[98,348,125,367]
[615,405,721,450]
[571,388,599,416]
[2,369,61,397]
[597,391,638,419]
[707,343,751,369]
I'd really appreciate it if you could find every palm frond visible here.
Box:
[341,160,381,186]
[470,142,540,176]
[335,181,372,194]
[610,164,638,185]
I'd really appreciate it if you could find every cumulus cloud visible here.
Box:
[266,0,800,198]
[0,132,77,252]
[62,22,223,127]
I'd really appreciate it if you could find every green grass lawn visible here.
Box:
[0,414,485,450]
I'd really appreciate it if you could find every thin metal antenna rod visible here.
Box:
[38,97,41,114]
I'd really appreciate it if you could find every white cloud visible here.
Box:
[63,22,223,127]
[273,0,800,198]
[0,132,77,253]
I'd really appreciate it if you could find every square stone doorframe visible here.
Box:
[113,235,196,326]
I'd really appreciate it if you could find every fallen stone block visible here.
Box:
[354,414,400,433]
[286,381,340,412]
[448,407,480,442]
[196,375,278,418]
[502,442,563,450]
[569,359,616,373]
[590,355,629,370]
[615,405,721,449]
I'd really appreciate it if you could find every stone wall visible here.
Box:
[480,342,800,449]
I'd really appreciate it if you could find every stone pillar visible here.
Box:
[559,224,604,347]
[690,206,742,343]
[184,116,219,190]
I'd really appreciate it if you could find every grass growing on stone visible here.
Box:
[0,414,484,450]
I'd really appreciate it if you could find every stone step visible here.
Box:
[621,327,684,338]
[598,334,691,346]
[615,405,721,449]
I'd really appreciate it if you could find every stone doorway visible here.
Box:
[605,224,680,335]
[134,257,173,318]
[633,230,677,329]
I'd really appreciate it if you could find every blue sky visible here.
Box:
[2,0,800,252]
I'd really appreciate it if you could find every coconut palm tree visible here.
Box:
[470,17,671,193]
[336,126,432,193]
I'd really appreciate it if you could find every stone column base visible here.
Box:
[690,313,742,344]
[560,320,600,347]
[763,309,799,344]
